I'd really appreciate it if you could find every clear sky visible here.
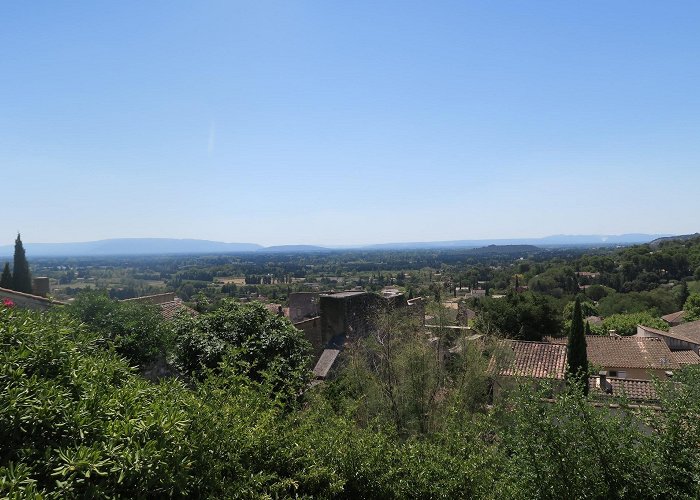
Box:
[2,1,699,246]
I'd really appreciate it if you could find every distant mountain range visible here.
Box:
[0,234,675,257]
[648,233,700,248]
[0,239,263,257]
[361,234,673,250]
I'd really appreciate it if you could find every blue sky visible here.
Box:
[2,1,699,246]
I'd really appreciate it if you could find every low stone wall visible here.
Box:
[0,287,64,311]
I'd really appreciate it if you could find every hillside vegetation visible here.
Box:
[1,303,699,498]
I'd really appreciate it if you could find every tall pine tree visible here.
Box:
[0,262,11,289]
[12,233,32,294]
[567,296,588,395]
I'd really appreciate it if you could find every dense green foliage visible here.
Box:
[173,300,312,397]
[65,291,172,369]
[2,305,700,498]
[473,292,561,340]
[684,293,700,321]
[593,312,669,336]
[11,234,32,294]
[0,262,11,289]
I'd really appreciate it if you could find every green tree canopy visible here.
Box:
[563,297,599,323]
[174,300,311,397]
[595,312,668,336]
[684,293,700,322]
[0,263,11,289]
[66,291,172,368]
[11,234,32,294]
[474,292,561,340]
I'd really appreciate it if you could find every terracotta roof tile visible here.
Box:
[586,336,679,370]
[661,310,685,324]
[589,376,658,401]
[669,319,700,344]
[158,300,198,321]
[498,340,567,380]
[672,350,700,366]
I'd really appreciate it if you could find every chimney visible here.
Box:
[599,371,613,394]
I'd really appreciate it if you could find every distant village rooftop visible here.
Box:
[121,292,197,320]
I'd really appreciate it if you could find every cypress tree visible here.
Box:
[0,262,11,289]
[567,296,588,395]
[12,233,32,294]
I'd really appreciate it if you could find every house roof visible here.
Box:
[542,336,567,344]
[661,310,685,324]
[159,299,198,321]
[121,293,197,321]
[669,319,700,344]
[586,336,679,370]
[497,340,567,380]
[672,350,700,366]
[589,376,658,401]
[636,323,698,345]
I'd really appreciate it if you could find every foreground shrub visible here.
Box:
[65,291,172,368]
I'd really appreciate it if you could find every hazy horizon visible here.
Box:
[0,232,676,251]
[3,2,699,246]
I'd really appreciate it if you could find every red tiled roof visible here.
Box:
[672,350,700,366]
[589,377,658,401]
[586,336,679,370]
[122,292,177,305]
[159,299,198,321]
[669,319,700,344]
[497,340,567,380]
[661,310,685,324]
[639,321,700,346]
[542,336,567,344]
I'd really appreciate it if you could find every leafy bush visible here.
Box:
[683,293,700,321]
[174,300,312,397]
[64,291,173,368]
[2,303,699,498]
[474,292,562,340]
[593,312,668,336]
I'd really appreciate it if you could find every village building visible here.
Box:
[585,336,678,380]
[491,340,568,398]
[635,320,700,355]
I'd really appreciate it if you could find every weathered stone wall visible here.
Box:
[288,292,320,322]
[294,316,323,355]
[320,291,406,346]
[32,277,50,297]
